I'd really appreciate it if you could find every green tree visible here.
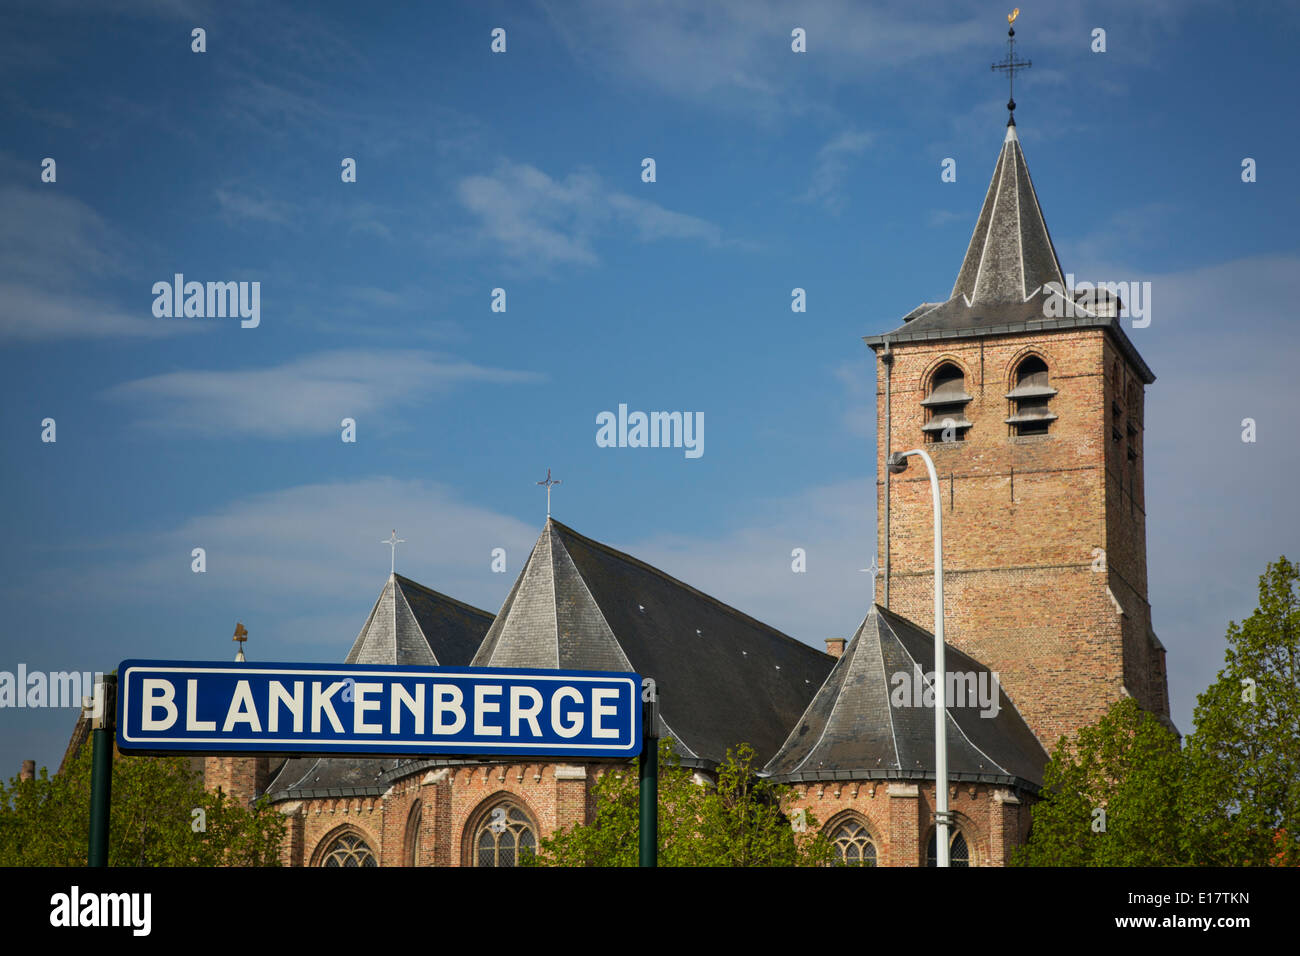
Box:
[529,739,832,866]
[696,743,834,866]
[1015,556,1300,867]
[1181,556,1300,866]
[1011,696,1185,866]
[0,746,285,866]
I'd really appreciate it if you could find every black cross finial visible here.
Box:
[991,8,1031,125]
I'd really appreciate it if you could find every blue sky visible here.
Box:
[2,0,1298,776]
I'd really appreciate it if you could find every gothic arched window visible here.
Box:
[320,832,378,868]
[829,815,878,867]
[471,800,537,867]
[926,828,971,867]
[922,362,971,443]
[404,801,422,867]
[1006,355,1056,436]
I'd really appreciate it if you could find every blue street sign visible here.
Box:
[116,660,642,758]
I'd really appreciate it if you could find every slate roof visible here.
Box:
[951,122,1064,307]
[864,123,1154,385]
[265,755,398,801]
[763,604,1048,791]
[344,573,493,667]
[266,574,493,801]
[471,519,835,768]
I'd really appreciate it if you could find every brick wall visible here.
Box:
[287,759,615,867]
[786,779,1032,866]
[204,755,272,807]
[875,329,1170,746]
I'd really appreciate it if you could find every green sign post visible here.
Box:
[638,680,659,867]
[87,674,116,867]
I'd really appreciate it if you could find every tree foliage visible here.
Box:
[0,745,285,866]
[1181,555,1300,865]
[1014,556,1300,866]
[528,739,833,867]
[1010,696,1183,866]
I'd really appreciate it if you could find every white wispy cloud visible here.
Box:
[0,163,197,341]
[64,473,874,661]
[215,188,296,226]
[0,282,200,341]
[103,349,546,437]
[456,160,724,273]
[64,477,542,655]
[800,129,873,212]
[540,0,988,118]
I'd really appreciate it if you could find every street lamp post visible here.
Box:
[888,448,950,867]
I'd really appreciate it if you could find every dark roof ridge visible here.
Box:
[546,518,832,660]
[391,572,494,621]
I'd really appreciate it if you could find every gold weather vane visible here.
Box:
[992,9,1032,122]
[233,621,248,662]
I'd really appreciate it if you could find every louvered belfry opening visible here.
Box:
[1005,355,1057,436]
[921,362,972,443]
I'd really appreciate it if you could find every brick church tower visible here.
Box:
[864,116,1172,748]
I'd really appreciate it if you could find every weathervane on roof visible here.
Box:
[537,468,561,518]
[382,529,405,574]
[233,621,248,662]
[991,8,1031,124]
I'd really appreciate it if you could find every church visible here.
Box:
[195,87,1172,867]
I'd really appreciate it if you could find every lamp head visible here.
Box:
[887,452,909,474]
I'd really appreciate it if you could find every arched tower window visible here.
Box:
[469,799,537,867]
[828,814,878,867]
[921,362,971,443]
[1006,355,1057,436]
[926,828,970,867]
[319,831,378,868]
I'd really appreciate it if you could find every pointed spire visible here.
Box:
[345,573,493,667]
[763,604,1047,785]
[949,122,1064,307]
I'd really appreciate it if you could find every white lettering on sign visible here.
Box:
[311,680,346,733]
[268,680,303,733]
[122,668,637,754]
[591,687,619,738]
[186,679,215,731]
[473,684,503,736]
[510,686,543,737]
[142,679,177,730]
[433,684,466,734]
[353,682,383,733]
[551,686,584,738]
[222,679,262,732]
[392,683,423,734]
